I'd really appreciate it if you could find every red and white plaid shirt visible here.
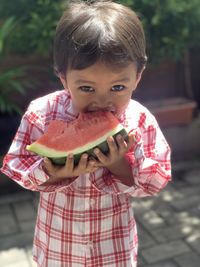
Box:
[1,90,171,267]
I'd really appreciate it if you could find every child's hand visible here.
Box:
[93,133,135,168]
[43,154,99,181]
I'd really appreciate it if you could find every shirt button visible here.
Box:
[87,240,94,249]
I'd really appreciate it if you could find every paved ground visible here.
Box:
[0,159,200,267]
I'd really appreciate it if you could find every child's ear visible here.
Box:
[59,74,68,89]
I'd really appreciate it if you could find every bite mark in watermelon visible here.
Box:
[26,111,128,165]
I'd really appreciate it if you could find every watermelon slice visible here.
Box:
[26,111,128,165]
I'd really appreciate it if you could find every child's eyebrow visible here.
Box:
[75,80,96,85]
[75,77,130,85]
[111,77,130,83]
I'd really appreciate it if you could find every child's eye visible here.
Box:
[79,86,94,92]
[111,85,125,91]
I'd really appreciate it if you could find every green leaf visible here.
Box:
[0,17,16,54]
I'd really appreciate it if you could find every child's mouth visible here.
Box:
[86,107,116,114]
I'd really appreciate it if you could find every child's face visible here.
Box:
[60,61,142,116]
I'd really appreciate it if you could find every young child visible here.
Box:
[1,1,171,266]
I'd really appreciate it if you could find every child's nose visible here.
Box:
[88,93,116,111]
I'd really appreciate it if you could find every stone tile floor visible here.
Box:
[0,160,200,267]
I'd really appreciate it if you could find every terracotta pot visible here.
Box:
[144,97,197,128]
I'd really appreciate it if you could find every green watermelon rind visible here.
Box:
[51,128,128,165]
[27,124,128,165]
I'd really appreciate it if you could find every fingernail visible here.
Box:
[83,154,88,159]
[94,148,99,154]
[117,135,122,140]
[107,136,113,142]
[44,157,48,163]
[68,154,73,159]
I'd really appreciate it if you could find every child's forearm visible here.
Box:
[107,157,134,186]
[42,156,135,187]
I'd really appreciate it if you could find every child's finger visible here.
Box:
[93,148,107,164]
[43,157,56,176]
[116,134,127,152]
[107,136,118,154]
[127,134,136,149]
[77,153,88,171]
[65,153,74,172]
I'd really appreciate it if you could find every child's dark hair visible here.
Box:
[54,0,147,76]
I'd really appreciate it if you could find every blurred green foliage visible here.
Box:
[119,0,200,63]
[0,17,39,114]
[0,0,64,114]
[0,0,64,57]
[0,0,199,62]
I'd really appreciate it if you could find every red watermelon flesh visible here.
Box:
[26,111,128,165]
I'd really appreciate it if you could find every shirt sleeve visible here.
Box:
[89,116,171,197]
[0,107,77,193]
